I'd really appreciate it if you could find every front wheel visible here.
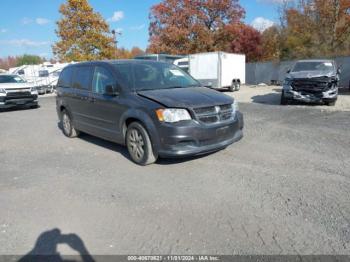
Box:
[326,101,336,106]
[126,122,157,165]
[61,110,79,138]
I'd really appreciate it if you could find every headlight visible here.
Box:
[232,99,238,112]
[156,108,192,123]
[231,100,238,119]
[30,86,37,92]
[0,88,6,94]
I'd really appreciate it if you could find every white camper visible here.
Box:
[8,62,71,94]
[175,52,246,92]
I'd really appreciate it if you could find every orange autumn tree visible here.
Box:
[147,0,246,55]
[279,0,350,59]
[53,0,115,62]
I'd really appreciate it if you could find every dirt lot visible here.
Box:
[0,90,350,256]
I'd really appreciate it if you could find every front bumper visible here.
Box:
[283,85,338,103]
[0,94,38,109]
[156,111,244,157]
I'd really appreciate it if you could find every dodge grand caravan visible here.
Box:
[56,60,244,165]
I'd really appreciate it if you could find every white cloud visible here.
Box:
[21,17,33,25]
[0,39,50,47]
[108,11,124,22]
[251,17,275,32]
[36,18,50,25]
[130,24,145,31]
[0,28,8,33]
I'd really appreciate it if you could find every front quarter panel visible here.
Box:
[118,95,162,153]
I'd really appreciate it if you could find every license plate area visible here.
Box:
[216,126,230,137]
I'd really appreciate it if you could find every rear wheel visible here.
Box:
[230,81,240,92]
[126,122,157,165]
[234,81,241,91]
[61,110,79,138]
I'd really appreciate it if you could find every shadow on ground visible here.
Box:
[18,228,95,262]
[251,93,281,106]
[57,122,213,166]
[0,105,40,113]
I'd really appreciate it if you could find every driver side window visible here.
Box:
[92,66,115,94]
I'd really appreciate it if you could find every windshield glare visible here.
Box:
[0,75,26,84]
[114,62,199,91]
[292,62,334,72]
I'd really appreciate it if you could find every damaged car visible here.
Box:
[281,59,340,106]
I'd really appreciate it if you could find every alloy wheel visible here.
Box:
[127,128,145,161]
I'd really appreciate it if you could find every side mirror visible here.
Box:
[286,69,291,74]
[337,67,342,74]
[104,85,118,96]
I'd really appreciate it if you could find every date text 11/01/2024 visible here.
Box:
[127,255,220,261]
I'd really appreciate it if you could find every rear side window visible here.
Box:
[72,66,93,90]
[57,67,73,88]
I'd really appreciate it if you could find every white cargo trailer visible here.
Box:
[186,52,245,92]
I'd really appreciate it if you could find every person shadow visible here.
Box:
[18,228,95,262]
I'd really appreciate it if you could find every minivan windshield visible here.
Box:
[114,62,199,91]
[292,61,334,72]
[0,75,26,83]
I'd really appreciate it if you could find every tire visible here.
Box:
[126,122,157,166]
[61,110,79,138]
[280,90,288,105]
[30,103,39,109]
[327,101,336,106]
[229,83,234,92]
[230,81,240,92]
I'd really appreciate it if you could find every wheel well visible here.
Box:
[123,117,141,138]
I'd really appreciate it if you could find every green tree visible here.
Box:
[16,54,43,66]
[52,0,115,62]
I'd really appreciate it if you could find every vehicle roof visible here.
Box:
[0,74,17,76]
[66,59,171,67]
[296,59,335,63]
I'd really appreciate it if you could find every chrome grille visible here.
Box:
[291,78,332,92]
[193,104,233,124]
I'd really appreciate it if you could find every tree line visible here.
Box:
[1,0,349,68]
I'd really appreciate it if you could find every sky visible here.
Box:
[0,0,283,58]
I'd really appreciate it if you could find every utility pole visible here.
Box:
[111,29,122,59]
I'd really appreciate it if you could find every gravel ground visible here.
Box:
[0,95,350,256]
[232,85,350,111]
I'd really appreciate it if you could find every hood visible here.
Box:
[0,82,33,90]
[287,70,336,79]
[138,87,233,108]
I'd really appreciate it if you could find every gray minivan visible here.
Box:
[56,60,243,165]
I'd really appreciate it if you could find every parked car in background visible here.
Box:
[56,60,244,165]
[0,74,38,109]
[175,52,245,92]
[281,59,340,106]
